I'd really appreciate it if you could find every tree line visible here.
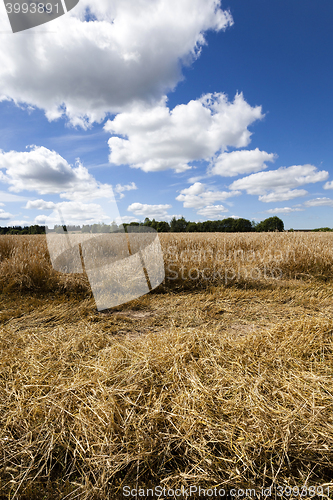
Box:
[0,224,45,235]
[0,216,286,234]
[127,216,285,232]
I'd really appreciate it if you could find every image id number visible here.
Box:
[275,485,330,497]
[5,3,59,14]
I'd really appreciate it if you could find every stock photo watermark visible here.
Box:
[164,246,296,265]
[163,245,293,284]
[4,0,79,33]
[41,188,165,312]
[122,484,330,498]
[166,263,283,284]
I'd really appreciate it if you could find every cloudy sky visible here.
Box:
[0,0,332,229]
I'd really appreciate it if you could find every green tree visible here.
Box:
[156,221,170,232]
[201,220,214,232]
[29,224,45,234]
[233,218,253,232]
[220,218,236,232]
[110,221,119,233]
[251,220,258,231]
[186,222,198,232]
[143,218,152,227]
[98,223,110,233]
[170,217,188,232]
[9,226,22,234]
[256,216,284,232]
[150,219,158,230]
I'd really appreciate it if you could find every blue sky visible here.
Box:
[0,0,332,229]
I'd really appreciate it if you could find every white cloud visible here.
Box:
[210,148,277,177]
[0,0,233,127]
[265,207,304,214]
[304,197,333,207]
[127,202,172,220]
[324,181,333,189]
[0,209,13,220]
[259,189,308,203]
[0,202,4,206]
[187,175,206,183]
[105,93,264,172]
[0,146,86,194]
[0,146,135,203]
[229,164,328,202]
[114,182,137,199]
[3,219,34,226]
[25,200,57,210]
[176,182,240,208]
[117,215,140,224]
[33,200,111,226]
[0,146,113,199]
[196,205,229,218]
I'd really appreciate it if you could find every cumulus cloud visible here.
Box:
[117,215,140,224]
[304,197,333,207]
[0,0,233,127]
[3,219,34,226]
[127,203,172,220]
[265,207,304,214]
[105,93,264,172]
[114,182,137,199]
[229,164,328,202]
[196,205,229,218]
[0,146,113,199]
[324,181,333,189]
[25,200,57,210]
[259,190,308,203]
[176,182,240,209]
[187,175,206,183]
[0,146,136,202]
[0,209,13,220]
[210,148,277,177]
[33,200,112,226]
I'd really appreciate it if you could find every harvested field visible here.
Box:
[2,232,333,294]
[0,233,333,499]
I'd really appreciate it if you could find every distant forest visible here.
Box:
[2,216,333,235]
[0,216,288,234]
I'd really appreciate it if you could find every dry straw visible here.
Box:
[1,232,333,294]
[0,233,333,498]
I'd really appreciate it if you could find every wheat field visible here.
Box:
[0,233,333,499]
